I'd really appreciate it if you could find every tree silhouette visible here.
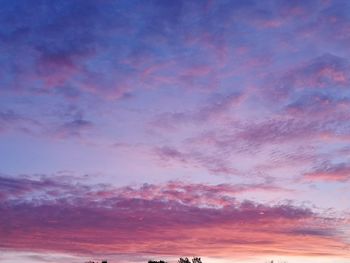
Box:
[178,258,191,263]
[148,260,167,263]
[192,257,202,263]
[178,257,202,263]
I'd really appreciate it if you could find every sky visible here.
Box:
[0,0,350,262]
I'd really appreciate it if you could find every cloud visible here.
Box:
[237,118,317,146]
[151,117,329,176]
[0,106,94,139]
[152,93,243,130]
[304,162,350,182]
[0,175,349,258]
[3,0,330,100]
[0,1,136,98]
[148,55,350,177]
[154,146,238,175]
[264,54,350,102]
[0,110,23,133]
[0,174,79,201]
[0,1,237,99]
[54,118,93,138]
[285,93,350,117]
[116,180,291,208]
[2,2,350,260]
[0,110,41,134]
[300,0,350,49]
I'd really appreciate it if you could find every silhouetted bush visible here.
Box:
[178,258,190,263]
[148,260,167,263]
[192,257,202,263]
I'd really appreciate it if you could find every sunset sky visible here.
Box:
[1,0,350,263]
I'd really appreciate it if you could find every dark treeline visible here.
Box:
[85,257,201,263]
[149,257,202,263]
[85,258,201,263]
[86,257,285,263]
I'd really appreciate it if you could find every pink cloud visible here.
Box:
[0,176,349,259]
[263,54,350,102]
[304,162,350,182]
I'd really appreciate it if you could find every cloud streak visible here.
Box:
[304,162,350,182]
